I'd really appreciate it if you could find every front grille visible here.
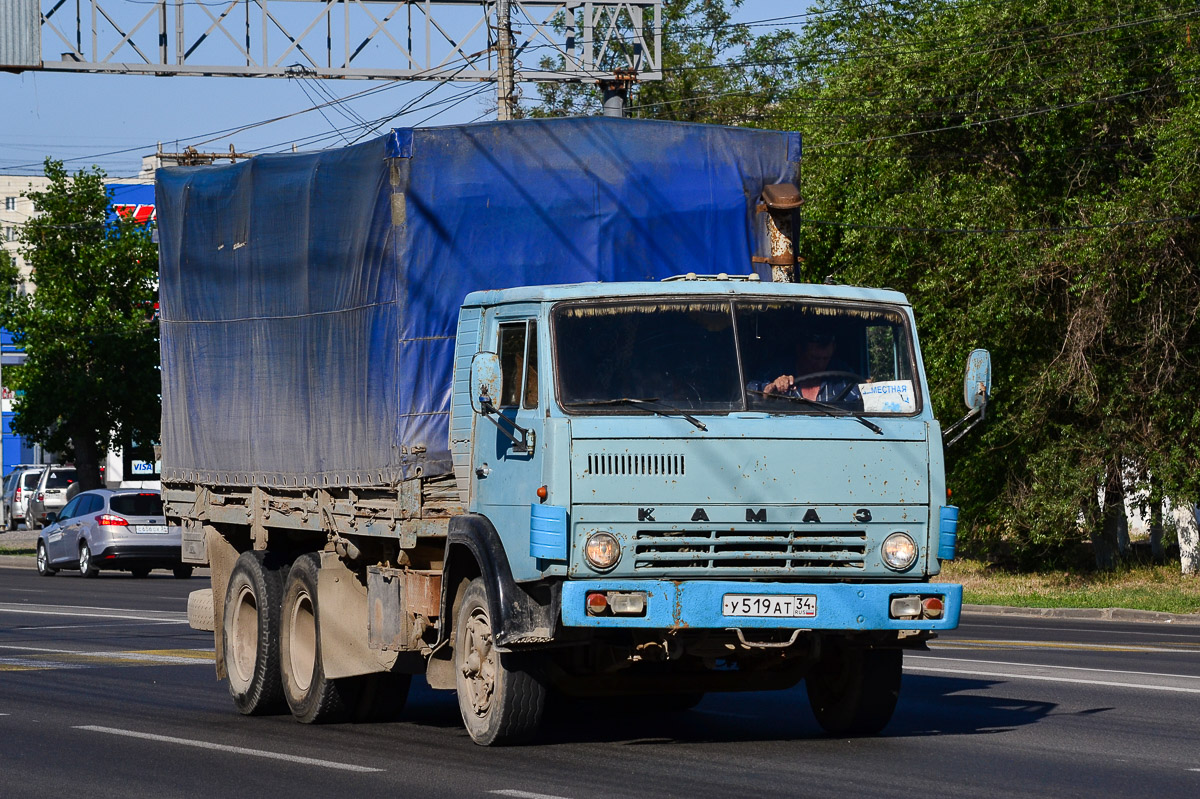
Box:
[633,528,866,574]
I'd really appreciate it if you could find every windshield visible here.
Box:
[553,298,920,416]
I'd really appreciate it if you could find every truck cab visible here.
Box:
[442,274,966,740]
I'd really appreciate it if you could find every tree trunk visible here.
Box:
[1149,485,1165,564]
[1094,457,1124,571]
[1179,504,1200,576]
[71,433,104,491]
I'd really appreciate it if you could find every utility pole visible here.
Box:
[496,0,516,121]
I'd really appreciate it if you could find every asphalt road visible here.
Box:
[2,565,1199,799]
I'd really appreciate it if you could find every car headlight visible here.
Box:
[584,531,621,571]
[882,532,918,571]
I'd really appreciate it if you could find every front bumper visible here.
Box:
[561,580,962,631]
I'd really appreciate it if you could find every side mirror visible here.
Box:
[469,352,501,414]
[963,348,992,411]
[45,512,58,525]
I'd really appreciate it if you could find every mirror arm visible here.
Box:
[477,396,534,454]
[944,393,987,448]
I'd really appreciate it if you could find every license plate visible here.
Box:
[722,594,817,618]
[135,525,169,535]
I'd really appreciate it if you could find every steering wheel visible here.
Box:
[793,370,866,402]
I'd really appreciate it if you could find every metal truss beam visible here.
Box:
[11,1,661,82]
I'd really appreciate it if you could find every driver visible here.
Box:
[748,330,863,406]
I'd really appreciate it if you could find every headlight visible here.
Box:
[881,532,918,571]
[584,531,621,571]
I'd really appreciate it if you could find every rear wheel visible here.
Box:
[173,565,194,579]
[36,541,56,576]
[806,645,902,736]
[78,542,99,578]
[279,553,362,723]
[454,577,546,745]
[223,551,286,715]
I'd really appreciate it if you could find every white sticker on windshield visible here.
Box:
[859,380,917,413]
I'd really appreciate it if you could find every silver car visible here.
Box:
[3,466,44,530]
[35,488,190,578]
[27,465,78,528]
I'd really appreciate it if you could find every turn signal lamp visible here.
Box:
[922,597,945,619]
[536,485,548,501]
[586,592,609,615]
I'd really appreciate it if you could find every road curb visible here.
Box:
[0,554,34,568]
[964,603,1200,626]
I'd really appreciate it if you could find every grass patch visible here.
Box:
[942,559,1200,615]
[0,547,35,557]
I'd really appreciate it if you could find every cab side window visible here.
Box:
[497,320,539,409]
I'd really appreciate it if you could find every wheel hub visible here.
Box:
[460,611,497,715]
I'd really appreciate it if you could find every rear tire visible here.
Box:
[78,542,99,578]
[173,564,194,579]
[279,553,361,723]
[806,645,902,736]
[223,550,287,715]
[36,541,56,576]
[454,577,546,745]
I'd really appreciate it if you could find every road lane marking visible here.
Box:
[0,645,214,670]
[907,655,1200,694]
[933,638,1200,654]
[0,602,186,623]
[490,791,574,799]
[74,726,383,773]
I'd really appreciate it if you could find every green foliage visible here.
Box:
[781,0,1200,567]
[0,159,160,489]
[531,0,1200,569]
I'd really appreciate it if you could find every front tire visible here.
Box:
[78,542,99,578]
[454,577,546,745]
[223,550,286,715]
[806,645,902,736]
[36,541,56,576]
[279,553,361,723]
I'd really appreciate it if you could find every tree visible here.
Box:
[777,0,1200,570]
[0,159,160,490]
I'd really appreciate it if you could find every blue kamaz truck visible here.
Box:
[160,118,989,745]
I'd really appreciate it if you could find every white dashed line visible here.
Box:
[74,726,384,773]
[490,791,573,799]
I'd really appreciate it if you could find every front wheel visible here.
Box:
[78,542,99,578]
[806,645,902,736]
[454,577,546,746]
[36,541,56,576]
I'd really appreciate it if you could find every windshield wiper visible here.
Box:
[565,398,708,431]
[748,390,883,435]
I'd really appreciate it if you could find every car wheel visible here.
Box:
[173,564,194,579]
[36,541,56,576]
[279,553,362,723]
[454,577,547,745]
[78,542,99,578]
[223,550,287,715]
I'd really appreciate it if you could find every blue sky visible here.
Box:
[0,1,796,179]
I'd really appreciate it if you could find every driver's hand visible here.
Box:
[766,375,794,394]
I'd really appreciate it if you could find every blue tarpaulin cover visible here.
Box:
[157,118,801,487]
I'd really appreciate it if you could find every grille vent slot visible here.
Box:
[585,453,685,476]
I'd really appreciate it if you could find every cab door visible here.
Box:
[471,312,547,582]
